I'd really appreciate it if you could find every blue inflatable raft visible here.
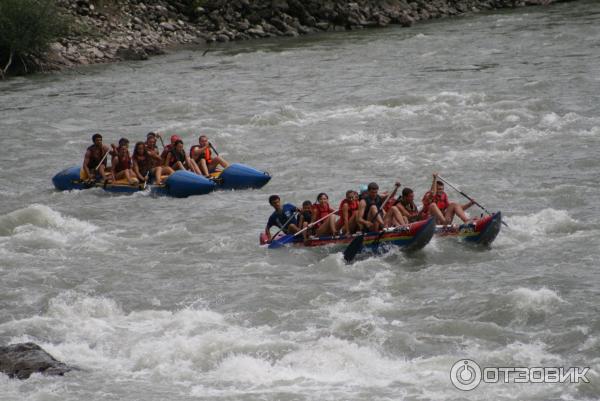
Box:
[52,163,270,197]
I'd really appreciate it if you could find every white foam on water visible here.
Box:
[507,287,565,314]
[505,208,582,236]
[0,204,96,238]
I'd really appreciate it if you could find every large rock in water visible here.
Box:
[0,343,73,379]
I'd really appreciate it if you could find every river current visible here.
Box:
[1,1,599,400]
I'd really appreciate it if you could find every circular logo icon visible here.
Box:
[450,359,482,391]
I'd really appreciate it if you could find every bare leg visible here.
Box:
[188,159,202,175]
[366,205,384,231]
[328,215,337,236]
[384,207,408,227]
[210,157,229,171]
[445,202,470,224]
[198,159,210,176]
[173,161,185,171]
[428,204,448,225]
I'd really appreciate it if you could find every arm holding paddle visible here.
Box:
[343,182,401,262]
[437,174,508,227]
[269,208,340,249]
[266,209,300,243]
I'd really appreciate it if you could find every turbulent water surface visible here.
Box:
[1,1,599,400]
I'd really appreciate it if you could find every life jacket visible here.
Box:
[86,145,107,169]
[422,191,449,212]
[160,144,173,163]
[133,153,152,176]
[312,203,334,228]
[300,210,312,224]
[383,196,397,212]
[399,197,419,215]
[168,148,186,167]
[114,149,131,173]
[362,194,383,219]
[189,145,212,163]
[145,143,159,155]
[338,198,359,217]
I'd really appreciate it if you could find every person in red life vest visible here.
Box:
[132,142,173,186]
[311,192,338,237]
[396,187,424,223]
[160,134,180,165]
[83,133,112,182]
[335,190,360,235]
[190,135,230,177]
[110,138,138,185]
[421,172,475,224]
[165,139,202,175]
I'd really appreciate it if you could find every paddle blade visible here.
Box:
[268,234,293,249]
[343,234,364,263]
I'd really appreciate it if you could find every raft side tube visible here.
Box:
[165,170,216,198]
[52,166,86,191]
[219,163,271,190]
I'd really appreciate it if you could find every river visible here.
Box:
[1,1,599,400]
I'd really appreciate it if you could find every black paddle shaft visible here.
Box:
[343,183,401,263]
[269,211,298,243]
[437,175,508,228]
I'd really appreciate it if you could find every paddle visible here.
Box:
[267,211,299,247]
[269,209,339,249]
[437,175,508,228]
[209,142,219,156]
[343,182,401,263]
[156,133,165,149]
[86,148,110,183]
[141,170,150,190]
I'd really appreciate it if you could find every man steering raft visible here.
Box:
[265,195,300,243]
[421,172,475,224]
[82,133,111,182]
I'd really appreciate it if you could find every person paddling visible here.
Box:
[166,139,202,175]
[357,182,387,232]
[335,190,360,235]
[422,172,475,224]
[132,142,172,186]
[145,132,161,156]
[190,135,230,177]
[311,193,337,237]
[111,138,138,186]
[82,133,111,182]
[395,188,424,223]
[265,195,300,243]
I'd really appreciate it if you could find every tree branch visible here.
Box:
[1,50,14,79]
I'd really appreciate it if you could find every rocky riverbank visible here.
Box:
[40,0,558,71]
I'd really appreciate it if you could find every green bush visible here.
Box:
[0,0,69,78]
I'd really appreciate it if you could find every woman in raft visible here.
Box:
[335,190,360,235]
[311,192,338,237]
[132,142,174,186]
[110,138,138,186]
